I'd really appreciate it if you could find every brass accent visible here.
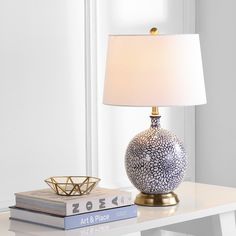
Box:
[152,106,159,116]
[150,27,160,117]
[45,176,100,196]
[135,192,179,207]
[149,27,159,35]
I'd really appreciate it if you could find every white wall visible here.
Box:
[0,0,86,208]
[196,0,236,186]
[96,0,196,188]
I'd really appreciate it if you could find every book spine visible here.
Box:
[66,193,132,216]
[65,205,137,229]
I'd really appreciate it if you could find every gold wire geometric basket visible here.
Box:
[45,176,100,196]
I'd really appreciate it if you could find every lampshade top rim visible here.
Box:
[108,33,199,37]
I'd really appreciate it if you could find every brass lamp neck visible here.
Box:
[152,106,159,116]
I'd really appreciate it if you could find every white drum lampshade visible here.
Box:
[103,34,206,106]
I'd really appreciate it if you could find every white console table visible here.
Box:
[0,182,236,236]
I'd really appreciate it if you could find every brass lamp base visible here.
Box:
[135,192,179,207]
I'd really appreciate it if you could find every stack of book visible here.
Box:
[10,187,137,230]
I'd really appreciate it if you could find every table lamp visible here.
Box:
[103,28,206,207]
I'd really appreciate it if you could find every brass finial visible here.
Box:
[150,27,159,35]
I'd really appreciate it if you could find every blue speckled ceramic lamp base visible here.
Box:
[125,116,187,206]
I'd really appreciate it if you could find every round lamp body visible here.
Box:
[125,116,187,194]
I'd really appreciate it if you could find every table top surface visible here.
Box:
[1,182,236,236]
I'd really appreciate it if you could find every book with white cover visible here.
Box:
[15,187,132,216]
[10,205,137,230]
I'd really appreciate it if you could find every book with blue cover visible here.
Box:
[10,205,137,230]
